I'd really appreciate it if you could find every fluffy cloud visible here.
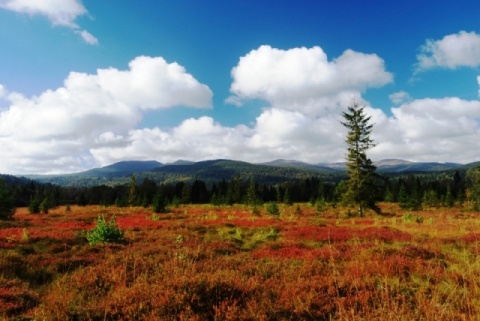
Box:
[88,110,346,167]
[228,45,393,115]
[0,56,212,174]
[3,93,480,175]
[0,0,98,44]
[90,118,253,166]
[224,45,480,165]
[247,108,345,162]
[371,97,480,163]
[416,31,480,71]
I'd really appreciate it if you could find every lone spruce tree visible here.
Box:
[341,100,380,216]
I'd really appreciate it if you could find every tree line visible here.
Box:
[1,167,479,219]
[1,101,480,219]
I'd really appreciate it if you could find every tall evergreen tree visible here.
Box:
[466,166,480,211]
[245,176,258,206]
[341,100,380,216]
[152,190,168,213]
[0,178,15,220]
[128,175,137,206]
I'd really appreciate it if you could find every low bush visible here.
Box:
[267,202,280,216]
[87,215,125,245]
[403,212,424,223]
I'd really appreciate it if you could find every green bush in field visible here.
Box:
[152,192,168,213]
[403,212,424,224]
[28,199,40,214]
[267,202,280,216]
[87,215,125,245]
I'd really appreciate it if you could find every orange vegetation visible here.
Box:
[1,203,480,320]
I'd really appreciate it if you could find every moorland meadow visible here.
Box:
[1,203,480,320]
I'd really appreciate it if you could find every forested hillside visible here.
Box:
[26,159,345,187]
[1,160,478,212]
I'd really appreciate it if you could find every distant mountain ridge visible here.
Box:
[264,158,463,172]
[316,159,463,172]
[23,158,474,187]
[372,159,462,172]
[260,159,340,172]
[82,160,162,176]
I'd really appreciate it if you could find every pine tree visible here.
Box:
[283,187,292,205]
[398,184,409,209]
[40,196,50,214]
[152,191,168,213]
[245,176,258,206]
[466,166,480,211]
[128,175,137,206]
[181,183,191,204]
[341,100,380,216]
[444,185,454,208]
[0,178,15,220]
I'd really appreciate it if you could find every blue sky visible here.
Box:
[1,0,480,174]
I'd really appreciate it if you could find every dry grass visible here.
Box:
[1,203,480,320]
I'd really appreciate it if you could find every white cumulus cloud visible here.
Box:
[228,45,393,116]
[371,97,480,162]
[90,117,253,166]
[0,0,97,44]
[88,109,347,167]
[416,31,480,71]
[0,56,213,174]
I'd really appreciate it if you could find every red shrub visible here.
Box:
[352,219,375,225]
[230,218,278,228]
[55,222,92,230]
[0,279,38,316]
[116,213,165,229]
[284,225,353,242]
[355,227,412,243]
[252,243,349,261]
[461,233,480,244]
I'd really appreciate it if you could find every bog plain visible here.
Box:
[1,203,480,320]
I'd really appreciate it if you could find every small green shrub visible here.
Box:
[295,205,302,215]
[152,193,169,213]
[28,199,40,214]
[40,197,50,214]
[339,210,354,219]
[316,198,326,213]
[403,212,413,223]
[267,202,280,216]
[21,228,29,242]
[87,215,125,245]
[251,204,261,216]
[403,212,424,224]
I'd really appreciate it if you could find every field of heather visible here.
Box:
[1,203,480,320]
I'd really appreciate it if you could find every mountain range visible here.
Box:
[22,158,478,187]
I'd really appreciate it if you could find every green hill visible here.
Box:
[22,158,476,188]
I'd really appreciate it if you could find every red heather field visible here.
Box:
[1,203,480,320]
